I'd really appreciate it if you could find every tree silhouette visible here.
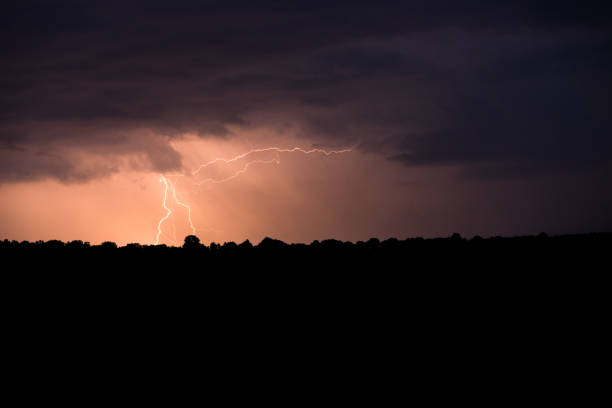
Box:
[101,241,117,250]
[183,235,202,249]
[0,233,610,276]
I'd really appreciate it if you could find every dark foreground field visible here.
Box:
[4,231,609,322]
[2,233,608,398]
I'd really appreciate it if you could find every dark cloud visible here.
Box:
[1,0,611,182]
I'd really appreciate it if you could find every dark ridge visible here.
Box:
[3,231,609,318]
[3,232,608,382]
[2,231,610,248]
[2,232,610,273]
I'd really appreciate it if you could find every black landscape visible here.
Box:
[3,232,608,399]
[3,232,610,273]
[2,2,611,395]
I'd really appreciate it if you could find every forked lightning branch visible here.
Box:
[155,147,353,245]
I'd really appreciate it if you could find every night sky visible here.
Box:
[1,1,611,245]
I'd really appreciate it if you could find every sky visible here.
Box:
[1,1,611,245]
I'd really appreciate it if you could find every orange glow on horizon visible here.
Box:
[154,146,353,245]
[0,137,502,246]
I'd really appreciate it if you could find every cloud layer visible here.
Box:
[1,1,611,182]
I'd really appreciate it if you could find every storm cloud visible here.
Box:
[1,0,611,182]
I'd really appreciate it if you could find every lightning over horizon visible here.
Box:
[154,146,353,245]
[3,1,611,247]
[155,176,174,245]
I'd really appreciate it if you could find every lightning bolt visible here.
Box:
[154,146,352,245]
[194,156,280,185]
[169,177,196,235]
[192,147,353,176]
[155,176,174,245]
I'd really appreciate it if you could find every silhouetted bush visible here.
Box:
[238,240,253,250]
[101,241,117,250]
[258,237,287,251]
[66,240,89,250]
[183,235,202,249]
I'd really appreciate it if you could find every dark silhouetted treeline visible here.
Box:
[3,232,608,384]
[2,232,610,274]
